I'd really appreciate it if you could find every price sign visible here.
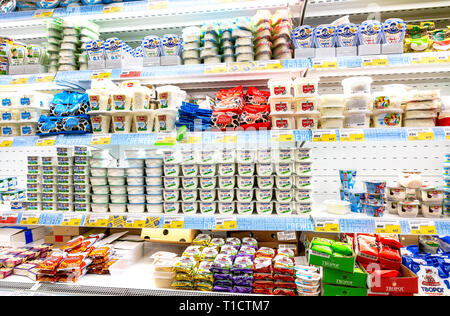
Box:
[437,54,450,63]
[444,127,450,141]
[19,213,40,225]
[0,138,13,147]
[148,0,168,10]
[340,129,365,142]
[255,60,283,70]
[271,130,294,142]
[215,132,237,144]
[315,218,340,233]
[124,214,147,228]
[34,74,55,83]
[102,3,123,14]
[143,216,161,228]
[85,214,110,227]
[91,71,111,80]
[61,213,84,227]
[91,134,111,145]
[362,56,388,67]
[407,128,434,141]
[36,136,56,147]
[312,59,338,69]
[155,132,177,146]
[411,54,438,65]
[375,220,402,234]
[120,70,142,78]
[215,216,237,230]
[410,220,437,235]
[10,77,29,85]
[33,9,54,18]
[180,132,202,144]
[163,215,184,229]
[227,61,257,73]
[312,130,337,142]
[0,212,19,224]
[204,64,227,74]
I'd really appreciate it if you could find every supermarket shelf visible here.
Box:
[0,127,448,148]
[303,0,450,26]
[1,210,449,235]
[0,0,304,42]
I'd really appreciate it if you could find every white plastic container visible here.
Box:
[295,202,312,214]
[111,89,132,111]
[256,202,273,215]
[163,190,179,202]
[128,195,146,204]
[110,195,128,204]
[218,164,235,176]
[133,111,155,133]
[91,177,108,186]
[217,149,235,163]
[257,176,274,189]
[126,186,144,195]
[386,200,399,215]
[294,189,311,202]
[398,201,420,218]
[217,189,234,202]
[125,149,144,159]
[294,176,312,189]
[146,186,162,195]
[268,78,292,97]
[127,204,146,213]
[108,168,126,177]
[276,189,293,202]
[181,190,197,202]
[274,149,294,163]
[320,94,345,107]
[133,86,153,110]
[146,177,163,186]
[218,202,235,215]
[87,89,110,112]
[91,168,107,177]
[199,164,216,177]
[372,109,403,128]
[199,202,216,214]
[295,162,312,175]
[91,203,109,213]
[256,164,274,176]
[319,105,345,117]
[111,113,132,133]
[419,187,443,202]
[164,177,180,189]
[92,194,109,204]
[145,159,162,168]
[344,110,371,128]
[345,94,372,111]
[182,177,198,189]
[146,167,163,176]
[294,148,311,162]
[255,189,272,202]
[269,96,293,113]
[324,200,350,215]
[147,203,163,213]
[199,150,216,164]
[295,113,320,130]
[180,165,198,177]
[293,78,319,97]
[276,202,294,215]
[342,77,373,95]
[275,176,294,190]
[276,163,294,176]
[181,202,198,214]
[164,164,180,177]
[154,109,178,132]
[386,186,406,201]
[164,202,179,214]
[294,97,319,113]
[200,177,217,189]
[237,164,255,176]
[236,150,256,163]
[199,189,216,202]
[110,203,127,214]
[236,202,253,215]
[320,116,345,129]
[181,150,198,164]
[162,150,181,165]
[257,149,272,163]
[236,176,254,189]
[218,176,235,189]
[421,203,443,218]
[235,189,253,202]
[156,85,182,109]
[271,114,296,130]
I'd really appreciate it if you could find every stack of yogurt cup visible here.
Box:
[253,10,273,61]
[221,22,235,63]
[233,18,254,62]
[182,27,202,65]
[201,23,222,64]
[46,19,63,73]
[444,154,450,217]
[59,19,82,71]
[343,77,373,129]
[78,21,100,71]
[295,265,321,296]
[161,147,313,216]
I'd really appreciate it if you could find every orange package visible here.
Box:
[57,253,88,270]
[69,238,97,255]
[60,236,84,253]
[88,246,113,259]
[37,252,67,272]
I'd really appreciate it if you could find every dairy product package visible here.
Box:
[382,18,406,44]
[292,25,314,49]
[358,20,382,45]
[313,25,337,48]
[336,23,358,47]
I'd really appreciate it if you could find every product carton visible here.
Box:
[322,262,368,288]
[364,264,418,294]
[322,284,367,296]
[307,236,356,273]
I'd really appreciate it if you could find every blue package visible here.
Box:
[50,91,90,117]
[35,0,60,9]
[362,203,385,217]
[348,190,364,213]
[161,34,182,57]
[382,18,406,44]
[336,23,358,47]
[37,115,91,136]
[141,35,161,58]
[339,170,357,190]
[364,180,386,195]
[358,20,383,45]
[16,1,35,8]
[313,24,337,48]
[59,0,80,6]
[292,25,315,49]
[81,0,102,4]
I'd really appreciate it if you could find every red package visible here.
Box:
[253,280,274,288]
[255,247,276,259]
[252,257,273,273]
[370,270,401,278]
[58,253,88,270]
[358,236,379,258]
[37,252,67,272]
[253,288,273,295]
[211,111,240,130]
[239,104,270,130]
[253,272,274,280]
[60,236,84,253]
[274,281,296,289]
[244,87,270,106]
[216,86,244,101]
[379,246,401,262]
[88,246,113,259]
[215,86,244,113]
[273,274,295,282]
[69,238,96,254]
[273,255,294,275]
[273,288,296,296]
[379,235,403,249]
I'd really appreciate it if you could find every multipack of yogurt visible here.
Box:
[336,23,358,47]
[313,25,337,48]
[292,25,314,49]
[358,20,382,45]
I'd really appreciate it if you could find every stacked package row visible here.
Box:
[87,81,184,134]
[444,154,450,216]
[0,91,52,137]
[0,176,25,209]
[26,146,91,212]
[161,147,313,216]
[90,148,163,214]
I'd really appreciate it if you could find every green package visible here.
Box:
[331,242,353,256]
[311,244,333,256]
[311,237,333,248]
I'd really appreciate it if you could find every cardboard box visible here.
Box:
[0,227,51,247]
[365,265,418,294]
[322,284,367,296]
[141,229,199,243]
[229,231,299,243]
[52,226,89,236]
[307,236,356,273]
[322,263,368,288]
[44,235,74,244]
[108,228,142,236]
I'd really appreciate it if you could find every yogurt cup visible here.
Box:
[163,202,179,214]
[398,201,419,218]
[146,176,163,186]
[109,177,128,186]
[294,176,312,189]
[199,164,216,177]
[110,195,128,204]
[127,204,146,213]
[181,150,198,164]
[237,176,254,189]
[386,200,399,215]
[200,177,217,189]
[218,202,235,215]
[92,195,109,204]
[182,177,198,189]
[276,189,294,202]
[146,186,163,195]
[90,177,108,186]
[124,150,143,159]
[125,159,145,168]
[276,202,294,215]
[236,202,253,215]
[236,189,253,202]
[164,177,180,189]
[256,202,273,215]
[217,149,235,163]
[256,164,273,176]
[199,202,216,214]
[294,189,311,202]
[217,189,234,202]
[145,167,163,176]
[199,189,216,202]
[163,190,179,202]
[386,186,406,201]
[274,149,294,163]
[181,202,198,214]
[276,163,294,176]
[421,202,443,218]
[236,150,256,163]
[181,165,198,177]
[128,185,145,195]
[127,168,144,177]
[128,195,146,204]
[276,176,294,190]
[163,150,181,165]
[295,202,312,214]
[110,203,127,214]
[257,176,274,189]
[145,159,163,168]
[269,96,293,113]
[111,113,132,133]
[363,203,385,217]
[364,181,386,195]
[218,176,235,189]
[90,159,114,168]
[237,164,255,176]
[257,149,272,163]
[164,164,179,177]
[181,189,197,202]
[295,162,312,175]
[107,168,126,177]
[294,148,312,162]
[255,189,273,202]
[91,203,109,213]
[147,203,163,213]
[364,193,384,206]
[419,187,444,202]
[268,78,292,97]
[218,164,236,176]
[199,150,216,164]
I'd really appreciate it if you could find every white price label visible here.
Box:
[215,132,237,144]
[271,130,294,142]
[312,130,337,142]
[409,220,437,235]
[215,216,237,230]
[375,220,402,234]
[91,134,111,145]
[163,215,184,229]
[407,128,434,141]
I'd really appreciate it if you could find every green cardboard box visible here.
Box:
[307,237,356,273]
[322,263,368,288]
[322,284,368,297]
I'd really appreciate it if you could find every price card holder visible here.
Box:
[215,132,237,144]
[10,77,29,85]
[215,216,237,230]
[61,213,84,227]
[33,9,54,18]
[312,130,337,142]
[34,74,55,83]
[340,129,365,142]
[314,218,340,233]
[362,56,388,67]
[271,130,294,143]
[180,132,202,144]
[0,212,19,224]
[19,213,40,225]
[155,132,177,146]
[375,220,402,234]
[407,128,435,141]
[120,70,142,78]
[163,215,185,229]
[102,3,123,14]
[409,220,437,235]
[0,137,13,147]
[227,61,257,73]
[312,59,338,69]
[91,70,111,80]
[91,134,112,145]
[124,214,147,228]
[85,214,110,227]
[36,136,56,147]
[204,64,227,74]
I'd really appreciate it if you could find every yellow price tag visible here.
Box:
[102,3,123,14]
[91,71,111,80]
[412,56,438,65]
[144,216,161,228]
[444,127,450,140]
[315,219,340,233]
[215,133,237,144]
[85,215,110,227]
[124,215,147,228]
[407,128,434,141]
[20,214,39,225]
[36,137,56,147]
[271,131,294,143]
[34,74,55,83]
[340,129,365,142]
[375,220,402,234]
[215,216,237,230]
[204,64,227,74]
[312,130,337,142]
[227,61,257,73]
[91,134,111,145]
[61,214,83,227]
[163,215,184,229]
[10,77,29,85]
[313,60,338,69]
[148,0,168,10]
[362,56,388,67]
[0,138,13,147]
[155,133,177,146]
[33,9,54,19]
[410,221,437,235]
[437,55,450,63]
[255,60,283,70]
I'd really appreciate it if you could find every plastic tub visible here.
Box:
[181,202,198,214]
[345,95,372,111]
[319,105,345,117]
[294,148,311,162]
[92,194,109,204]
[199,189,216,202]
[110,203,127,214]
[271,114,295,130]
[404,118,436,127]
[164,177,180,189]
[256,202,273,215]
[372,109,403,128]
[108,177,127,186]
[145,176,163,186]
[320,94,345,107]
[235,189,252,202]
[163,150,181,165]
[128,195,146,204]
[111,113,132,133]
[275,176,294,190]
[363,204,385,217]
[181,150,198,164]
[124,149,145,159]
[236,202,253,215]
[269,96,293,114]
[256,163,274,176]
[320,116,345,129]
[255,189,272,202]
[127,204,146,213]
[146,186,162,195]
[87,89,110,112]
[236,150,256,164]
[276,189,293,202]
[181,190,197,202]
[108,168,126,177]
[257,149,272,163]
[199,150,216,164]
[324,200,350,215]
[293,78,319,97]
[275,163,294,176]
[386,200,399,215]
[294,97,319,113]
[163,190,179,202]
[111,195,128,204]
[295,202,312,214]
[344,110,371,128]
[276,202,294,215]
[274,149,294,163]
[257,176,274,189]
[147,203,163,213]
[163,202,179,214]
[133,111,155,133]
[268,78,292,97]
[421,202,443,218]
[200,177,217,189]
[386,186,406,201]
[199,202,216,214]
[295,113,320,129]
[237,164,255,176]
[90,177,108,186]
[199,164,216,177]
[156,85,181,109]
[217,189,234,202]
[364,180,386,194]
[294,189,311,202]
[154,109,177,132]
[112,90,132,111]
[182,177,198,189]
[295,162,312,175]
[91,203,109,213]
[164,164,180,177]
[217,149,235,163]
[0,123,19,136]
[127,168,145,177]
[419,187,443,202]
[398,201,420,218]
[236,176,254,189]
[20,122,39,136]
[342,77,373,95]
[145,159,163,168]
[218,164,235,176]
[181,165,198,177]
[218,176,235,189]
[217,202,235,215]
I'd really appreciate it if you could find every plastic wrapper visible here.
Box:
[254,272,273,280]
[253,287,273,295]
[242,237,258,249]
[253,279,274,288]
[194,261,214,283]
[37,252,67,272]
[220,245,238,257]
[239,104,270,130]
[273,255,294,275]
[214,273,232,281]
[277,248,295,259]
[252,257,273,273]
[57,253,88,270]
[213,285,232,292]
[69,238,97,254]
[237,245,256,259]
[88,246,113,259]
[195,281,213,291]
[0,267,13,279]
[214,279,233,287]
[225,237,242,249]
[255,247,276,259]
[208,238,225,249]
[37,115,92,136]
[380,246,401,262]
[211,111,240,130]
[273,288,296,296]
[273,273,295,282]
[233,286,252,293]
[200,247,218,262]
[174,272,194,282]
[173,256,196,274]
[211,254,233,273]
[331,242,353,256]
[171,280,194,289]
[50,91,90,117]
[192,234,212,246]
[244,87,270,106]
[182,246,203,261]
[379,234,403,249]
[231,256,253,274]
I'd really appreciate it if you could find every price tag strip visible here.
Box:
[312,59,338,69]
[91,71,111,80]
[375,220,402,234]
[362,56,388,67]
[33,9,54,19]
[34,74,55,83]
[148,0,169,10]
[163,215,185,229]
[19,213,40,225]
[91,134,112,145]
[204,64,227,74]
[180,132,202,144]
[102,3,123,14]
[409,220,437,235]
[312,130,337,142]
[407,128,434,141]
[155,132,177,146]
[10,77,29,85]
[314,218,340,233]
[340,129,365,142]
[61,213,84,227]
[215,132,237,144]
[0,212,19,224]
[444,127,450,141]
[36,136,57,147]
[215,216,237,230]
